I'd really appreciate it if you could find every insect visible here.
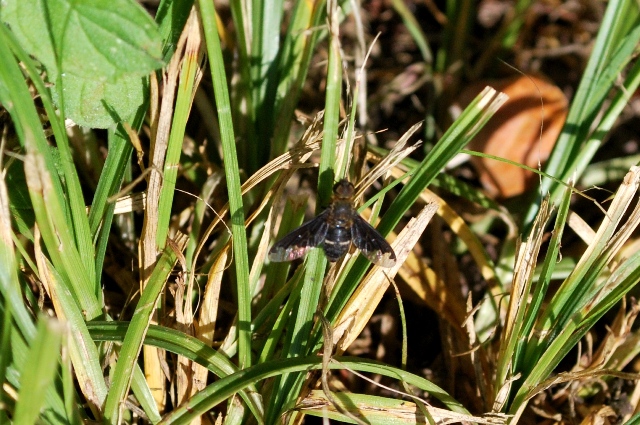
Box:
[269,179,397,267]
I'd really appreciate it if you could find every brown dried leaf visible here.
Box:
[463,75,568,198]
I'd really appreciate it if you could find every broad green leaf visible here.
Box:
[1,0,56,75]
[45,0,163,80]
[2,0,163,81]
[59,72,146,128]
[2,0,163,128]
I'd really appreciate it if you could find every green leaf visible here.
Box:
[50,0,162,78]
[13,317,64,425]
[5,161,35,240]
[2,0,163,128]
[0,0,56,74]
[59,72,146,128]
[2,0,163,81]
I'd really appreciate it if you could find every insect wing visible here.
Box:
[351,215,397,267]
[269,210,330,262]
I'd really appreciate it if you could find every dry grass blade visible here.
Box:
[34,230,103,416]
[298,390,507,425]
[494,198,552,411]
[183,249,229,423]
[355,121,423,198]
[567,210,597,245]
[386,164,501,292]
[334,201,439,351]
[576,166,640,272]
[138,6,201,410]
[188,111,325,282]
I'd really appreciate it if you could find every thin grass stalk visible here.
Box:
[4,25,98,297]
[515,186,572,368]
[493,199,551,410]
[522,0,640,230]
[36,252,107,416]
[156,9,203,249]
[12,317,63,425]
[198,0,253,370]
[103,236,186,423]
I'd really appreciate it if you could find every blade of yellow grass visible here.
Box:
[191,249,229,412]
[34,231,106,417]
[299,390,504,424]
[385,167,501,291]
[334,202,439,351]
[138,6,194,409]
[187,112,325,285]
[493,199,552,412]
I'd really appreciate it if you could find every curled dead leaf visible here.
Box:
[461,75,568,198]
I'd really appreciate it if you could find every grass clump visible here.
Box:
[1,0,640,424]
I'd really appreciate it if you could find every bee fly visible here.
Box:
[269,179,397,267]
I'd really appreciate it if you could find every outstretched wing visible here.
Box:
[351,215,396,267]
[269,210,330,262]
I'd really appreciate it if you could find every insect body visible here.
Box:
[269,179,396,267]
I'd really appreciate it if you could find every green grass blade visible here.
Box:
[89,321,264,423]
[156,19,202,249]
[508,248,640,417]
[522,0,640,230]
[0,24,102,320]
[3,25,98,295]
[268,3,343,421]
[517,186,571,369]
[157,356,465,424]
[198,0,253,370]
[103,237,184,423]
[0,294,13,424]
[271,2,325,156]
[155,0,194,58]
[13,317,63,425]
[538,168,639,345]
[251,0,284,169]
[130,364,162,424]
[0,178,36,341]
[88,127,135,237]
[45,258,108,414]
[7,331,71,424]
[493,199,552,398]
